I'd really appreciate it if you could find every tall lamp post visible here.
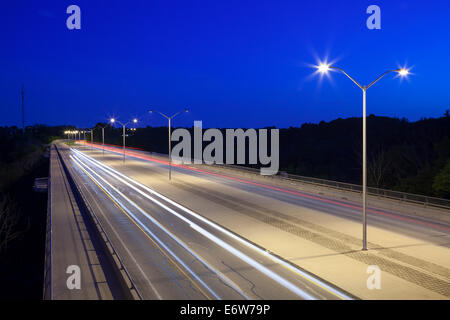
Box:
[93,125,109,156]
[316,63,409,250]
[148,108,189,180]
[101,126,105,156]
[110,118,138,163]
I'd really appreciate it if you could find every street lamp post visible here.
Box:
[93,125,108,156]
[110,118,138,163]
[102,127,105,156]
[148,108,189,180]
[317,63,409,250]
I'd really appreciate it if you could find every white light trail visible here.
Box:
[71,154,226,300]
[72,148,353,300]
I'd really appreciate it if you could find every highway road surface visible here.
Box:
[60,142,450,299]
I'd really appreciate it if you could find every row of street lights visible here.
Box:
[64,130,92,141]
[71,108,189,180]
[66,60,411,251]
[64,130,78,140]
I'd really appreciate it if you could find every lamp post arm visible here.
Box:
[151,111,170,120]
[169,111,183,119]
[366,69,399,89]
[150,109,187,120]
[113,120,125,127]
[330,66,364,90]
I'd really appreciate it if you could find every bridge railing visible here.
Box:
[72,142,450,211]
[214,164,450,210]
[43,145,54,299]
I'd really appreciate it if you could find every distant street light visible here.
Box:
[148,108,189,180]
[316,62,410,250]
[110,117,138,163]
[64,130,79,141]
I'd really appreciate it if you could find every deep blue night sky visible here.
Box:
[1,0,449,129]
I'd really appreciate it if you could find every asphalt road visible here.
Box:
[62,142,450,299]
[61,145,354,300]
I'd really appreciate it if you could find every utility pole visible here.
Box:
[21,84,25,133]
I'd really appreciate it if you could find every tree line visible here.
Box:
[92,112,450,199]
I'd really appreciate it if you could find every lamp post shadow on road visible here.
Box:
[316,62,410,251]
[148,108,189,180]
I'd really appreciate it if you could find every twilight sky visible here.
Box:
[1,0,449,128]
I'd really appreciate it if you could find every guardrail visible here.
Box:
[72,141,450,210]
[212,164,450,210]
[42,145,54,300]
